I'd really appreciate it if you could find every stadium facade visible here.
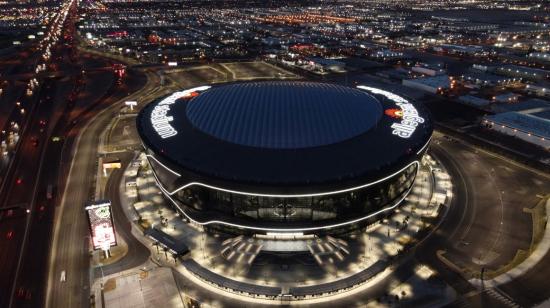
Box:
[137,82,432,235]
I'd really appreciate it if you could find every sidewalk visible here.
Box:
[128,153,452,292]
[92,265,184,308]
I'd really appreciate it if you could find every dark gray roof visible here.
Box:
[186,82,382,149]
[183,259,281,296]
[137,82,433,192]
[144,228,189,255]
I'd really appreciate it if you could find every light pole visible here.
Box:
[99,263,105,291]
[138,278,145,306]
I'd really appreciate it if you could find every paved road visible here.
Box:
[45,68,156,308]
[416,133,550,307]
[0,14,84,305]
[0,78,61,308]
[3,24,134,304]
[96,152,151,277]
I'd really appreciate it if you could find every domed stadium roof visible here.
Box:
[185,82,383,149]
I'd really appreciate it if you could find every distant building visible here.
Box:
[395,36,422,47]
[483,111,550,150]
[496,65,550,81]
[525,84,550,98]
[472,64,491,72]
[369,49,405,61]
[492,98,550,114]
[402,75,450,94]
[306,57,346,73]
[436,44,484,55]
[527,52,550,63]
[492,93,521,103]
[411,65,446,77]
[459,95,491,107]
[461,72,516,87]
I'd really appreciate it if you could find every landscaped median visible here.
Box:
[436,195,550,284]
[466,195,549,287]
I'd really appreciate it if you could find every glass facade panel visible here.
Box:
[171,163,417,229]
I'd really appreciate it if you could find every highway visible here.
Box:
[0,79,57,307]
[4,58,146,308]
[45,67,160,308]
[0,10,154,305]
[0,28,85,303]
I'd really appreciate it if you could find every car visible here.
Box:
[16,287,25,298]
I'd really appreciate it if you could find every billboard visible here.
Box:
[85,200,117,250]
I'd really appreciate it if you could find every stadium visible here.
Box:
[137,81,432,235]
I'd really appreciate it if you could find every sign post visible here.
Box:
[125,101,137,111]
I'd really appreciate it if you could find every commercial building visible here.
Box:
[483,98,550,149]
[483,111,550,150]
[459,95,491,108]
[525,84,550,98]
[402,75,451,94]
[461,72,517,87]
[137,82,432,235]
[306,57,346,73]
[496,65,550,81]
[527,52,550,63]
[493,92,521,103]
[411,65,446,77]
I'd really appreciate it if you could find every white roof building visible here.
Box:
[483,106,550,149]
[402,75,451,94]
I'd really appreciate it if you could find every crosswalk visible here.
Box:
[484,288,521,308]
[451,288,522,308]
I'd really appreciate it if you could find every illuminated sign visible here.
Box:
[357,85,424,139]
[103,162,122,169]
[150,86,211,139]
[389,102,424,138]
[357,85,409,104]
[85,201,117,250]
[384,108,403,119]
[125,101,137,111]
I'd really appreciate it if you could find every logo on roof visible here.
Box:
[180,91,199,99]
[385,108,403,119]
[150,86,211,139]
[389,103,425,139]
[356,85,425,139]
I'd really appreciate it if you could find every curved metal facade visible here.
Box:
[146,154,419,234]
[138,82,433,234]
